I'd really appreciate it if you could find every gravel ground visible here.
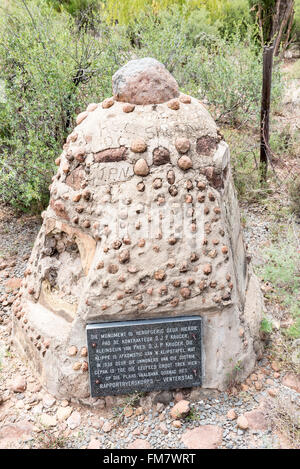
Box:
[0,203,299,450]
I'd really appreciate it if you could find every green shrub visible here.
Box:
[0,0,130,211]
[47,0,101,29]
[294,0,300,40]
[260,316,273,334]
[289,177,300,219]
[130,8,282,124]
[257,233,300,339]
[0,0,284,212]
[103,0,254,38]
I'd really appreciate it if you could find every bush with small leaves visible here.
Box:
[0,0,130,211]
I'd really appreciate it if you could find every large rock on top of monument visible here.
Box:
[112,57,179,104]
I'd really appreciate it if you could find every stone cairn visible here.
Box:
[12,58,264,399]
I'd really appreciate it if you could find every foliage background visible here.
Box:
[0,0,297,210]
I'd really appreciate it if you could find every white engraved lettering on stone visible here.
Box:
[94,163,134,184]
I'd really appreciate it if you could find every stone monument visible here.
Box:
[12,58,264,399]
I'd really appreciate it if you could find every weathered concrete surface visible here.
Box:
[12,58,264,399]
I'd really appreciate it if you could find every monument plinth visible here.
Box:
[12,58,264,399]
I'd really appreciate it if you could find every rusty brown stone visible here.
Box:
[154,270,166,281]
[182,425,223,449]
[73,362,81,371]
[196,136,218,156]
[178,155,192,170]
[67,132,78,143]
[170,298,179,307]
[135,183,145,195]
[82,361,88,372]
[167,99,180,110]
[75,205,84,213]
[131,138,147,153]
[175,137,190,154]
[123,103,135,113]
[186,180,193,191]
[159,285,168,296]
[180,287,191,299]
[112,58,179,105]
[68,346,78,356]
[168,237,177,245]
[73,147,86,163]
[203,167,224,189]
[204,223,212,234]
[282,373,300,393]
[208,250,217,259]
[179,94,191,104]
[197,181,206,190]
[152,178,162,189]
[221,246,229,254]
[119,249,130,264]
[95,147,127,163]
[203,264,212,275]
[170,400,190,419]
[167,170,175,185]
[169,185,178,197]
[138,239,145,247]
[112,240,122,250]
[50,200,69,221]
[72,193,81,202]
[82,189,91,201]
[82,220,90,228]
[173,280,181,287]
[102,98,114,109]
[66,166,85,190]
[190,252,199,262]
[153,147,170,165]
[134,159,149,176]
[108,264,119,274]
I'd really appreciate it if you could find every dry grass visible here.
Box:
[266,393,300,449]
[35,428,69,449]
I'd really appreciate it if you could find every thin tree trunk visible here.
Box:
[273,0,294,55]
[260,45,274,183]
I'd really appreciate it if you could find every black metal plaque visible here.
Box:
[86,316,202,397]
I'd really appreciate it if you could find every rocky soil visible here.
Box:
[0,202,299,450]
